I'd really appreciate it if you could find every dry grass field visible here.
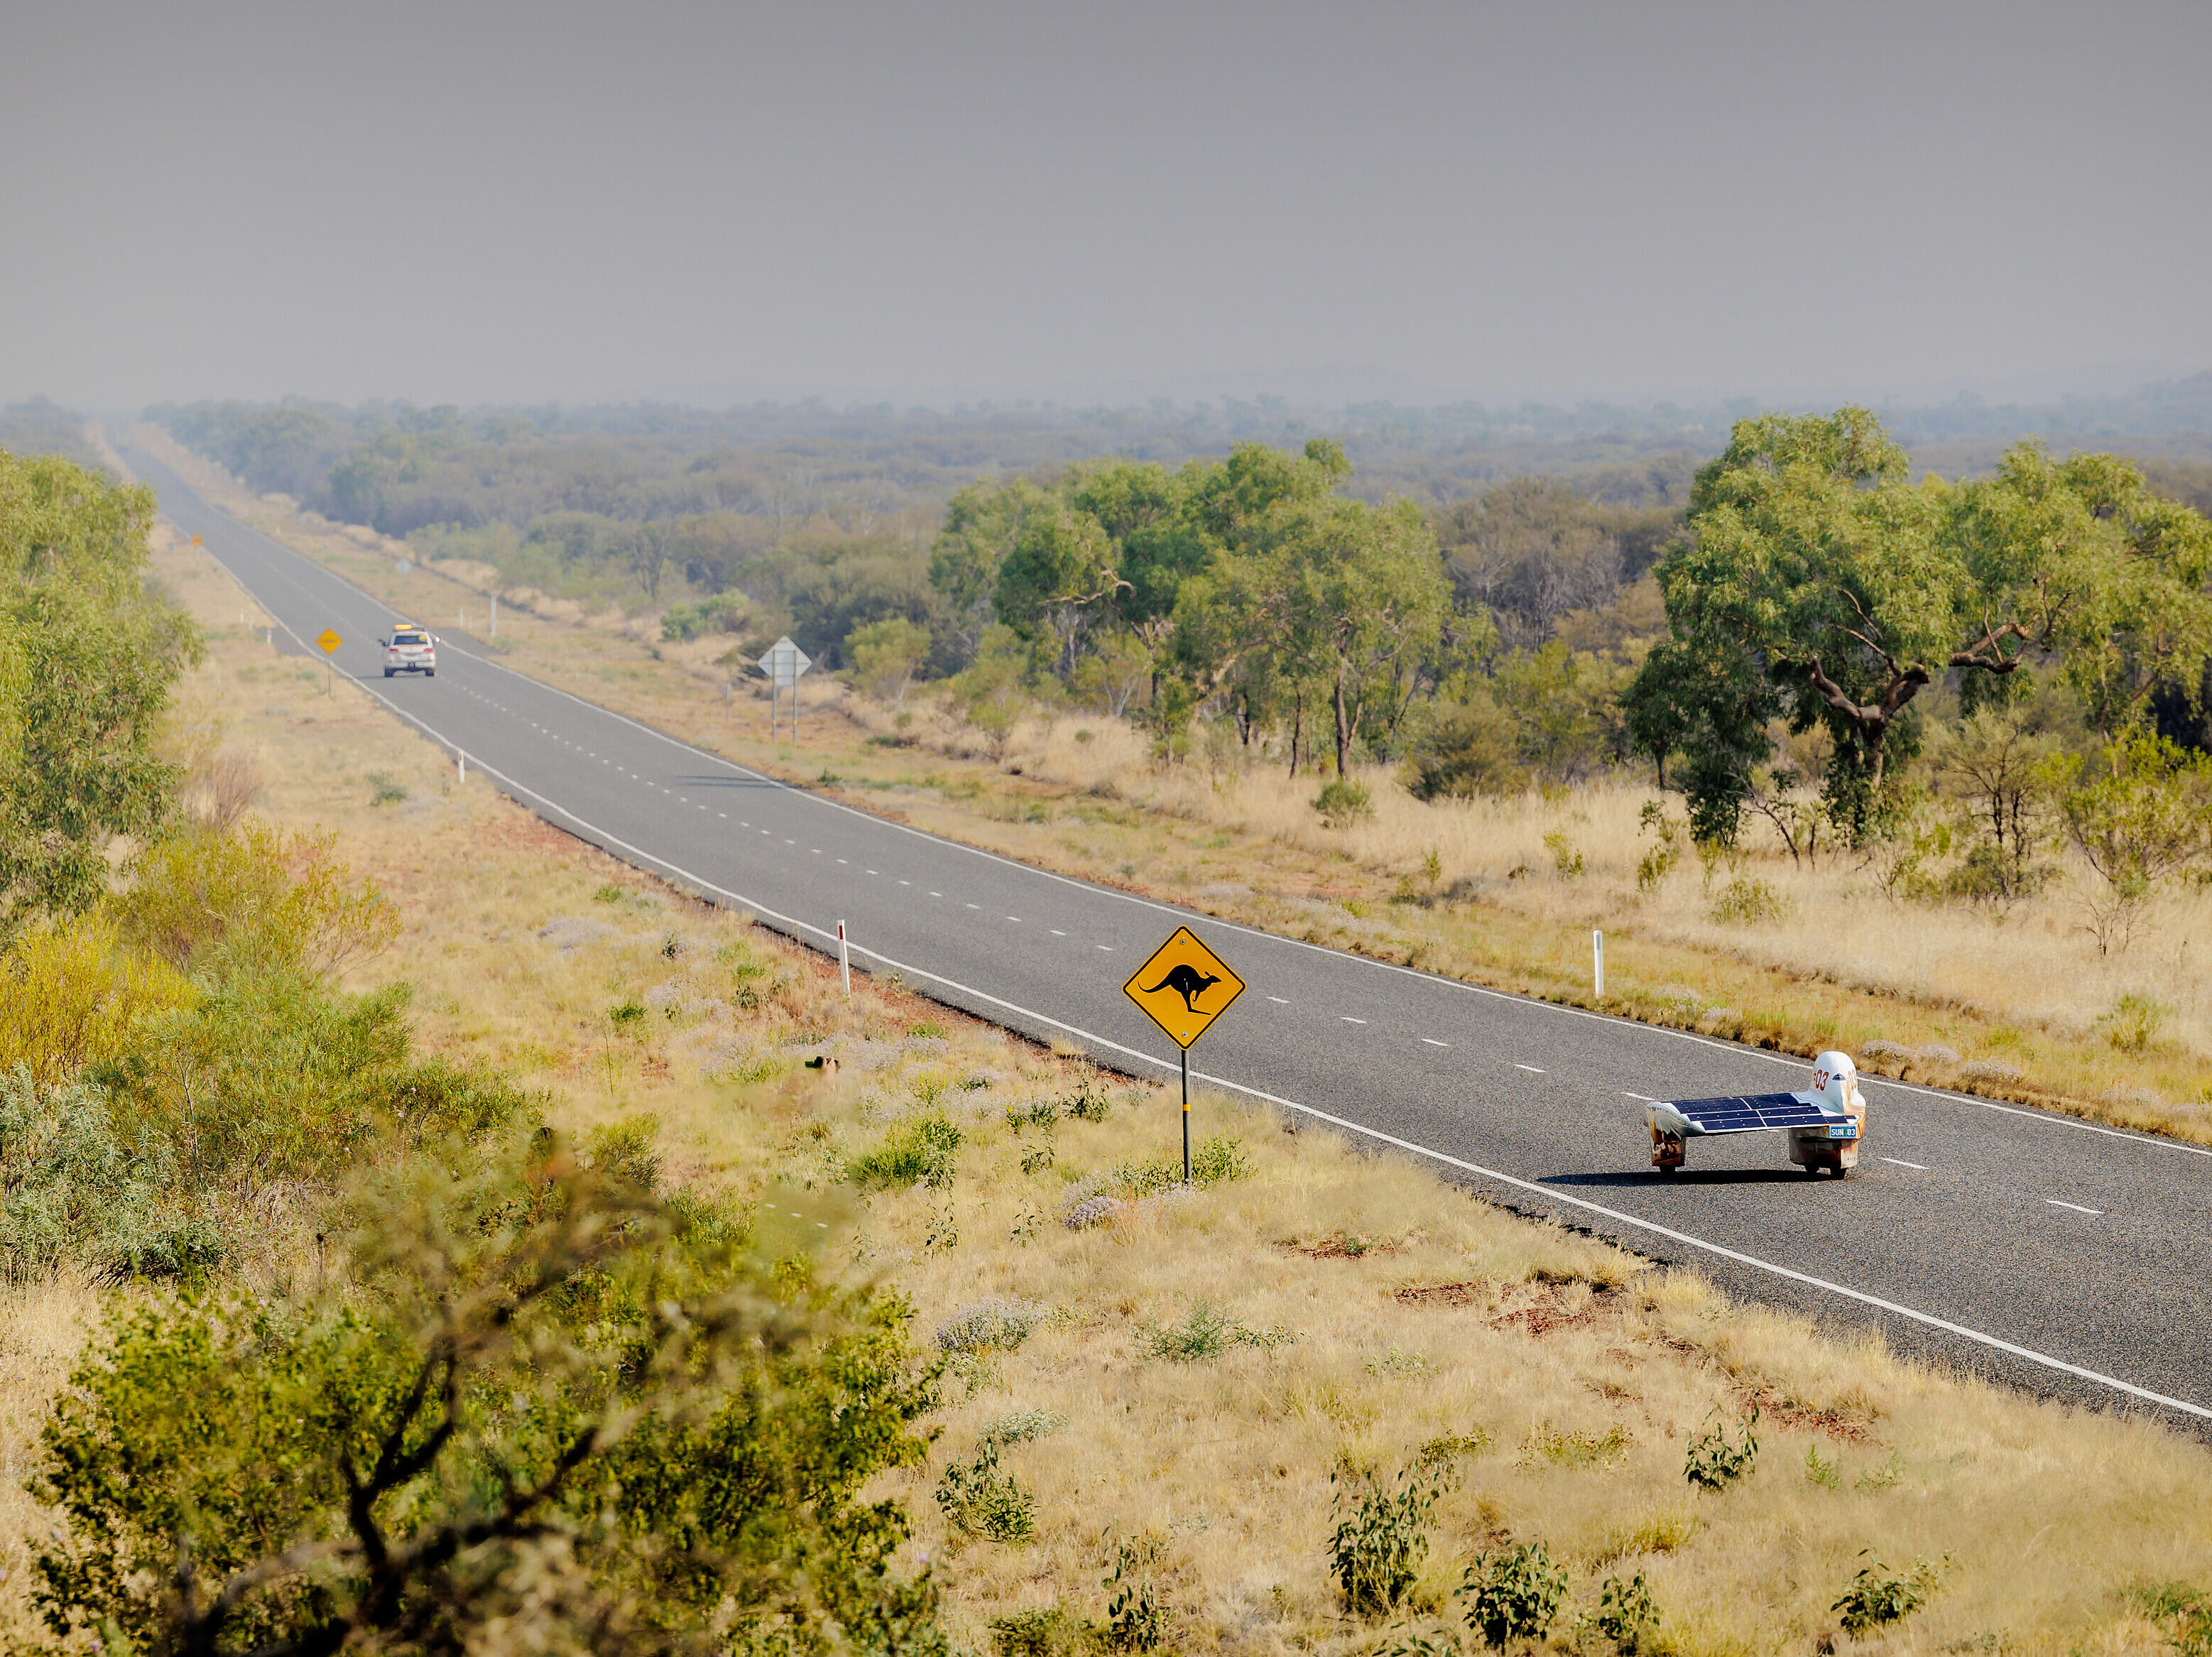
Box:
[0,445,2186,1656]
[124,423,2212,1150]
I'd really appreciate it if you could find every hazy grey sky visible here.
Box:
[5,1,2208,410]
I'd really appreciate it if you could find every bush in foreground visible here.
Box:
[32,1141,947,1655]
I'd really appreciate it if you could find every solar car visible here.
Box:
[1645,1050,1865,1176]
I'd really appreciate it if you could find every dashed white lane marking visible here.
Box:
[1516,1064,1546,1073]
[838,858,848,864]
[1341,1016,1366,1024]
[929,891,942,897]
[866,869,878,875]
[965,902,980,908]
[1422,1038,1451,1048]
[718,812,726,818]
[1621,1091,1655,1101]
[2047,1199,2103,1215]
[811,848,821,854]
[1050,929,1066,936]
[1881,1157,1927,1170]
[899,879,910,885]
[1268,996,1290,1004]
[1006,916,1021,923]
[1096,944,1113,950]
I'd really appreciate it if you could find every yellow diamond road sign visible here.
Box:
[1123,926,1245,1050]
[316,628,343,655]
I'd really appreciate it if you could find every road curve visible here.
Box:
[125,444,2212,1432]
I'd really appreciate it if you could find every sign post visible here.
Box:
[756,635,813,744]
[1123,926,1246,1185]
[316,627,343,695]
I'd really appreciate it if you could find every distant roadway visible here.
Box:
[124,443,2212,1431]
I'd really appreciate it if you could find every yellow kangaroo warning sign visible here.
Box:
[1124,926,1245,1050]
[316,628,344,655]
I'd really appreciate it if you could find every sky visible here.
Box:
[4,0,2209,412]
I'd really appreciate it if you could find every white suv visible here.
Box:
[381,624,437,678]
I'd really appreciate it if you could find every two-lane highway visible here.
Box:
[125,443,2212,1430]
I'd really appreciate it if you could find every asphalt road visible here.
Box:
[126,445,2212,1431]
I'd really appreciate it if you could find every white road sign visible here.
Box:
[758,636,812,688]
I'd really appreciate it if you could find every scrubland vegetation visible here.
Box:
[141,389,2212,1139]
[6,450,2212,1654]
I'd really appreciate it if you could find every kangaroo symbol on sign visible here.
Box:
[1145,962,1221,1014]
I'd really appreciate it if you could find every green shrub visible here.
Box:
[1461,1542,1569,1648]
[847,1113,964,1188]
[1596,1570,1660,1654]
[366,771,408,806]
[990,1606,1074,1657]
[1314,779,1374,828]
[1112,1134,1249,1196]
[1103,1541,1167,1652]
[584,1114,662,1192]
[936,1438,1036,1543]
[2105,992,2174,1052]
[93,974,526,1200]
[31,1143,944,1654]
[1709,877,1788,925]
[1140,1302,1294,1363]
[1542,829,1584,879]
[2132,1582,2212,1657]
[659,592,749,642]
[1329,1460,1455,1617]
[118,821,399,982]
[0,1070,219,1283]
[1636,802,1683,893]
[1063,1072,1113,1122]
[1684,1408,1758,1491]
[981,1408,1066,1445]
[1834,1552,1944,1635]
[1006,1097,1061,1132]
[1804,1445,1842,1490]
[935,1298,1043,1354]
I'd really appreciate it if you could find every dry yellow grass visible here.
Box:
[0,447,2173,1657]
[122,420,2212,1149]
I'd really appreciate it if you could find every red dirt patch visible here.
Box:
[1488,1281,1623,1337]
[1393,1281,1491,1309]
[1733,1384,1874,1443]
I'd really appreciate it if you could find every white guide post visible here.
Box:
[837,920,851,996]
[1593,929,1604,999]
[490,594,498,639]
[457,751,466,785]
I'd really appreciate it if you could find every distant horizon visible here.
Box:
[36,359,2200,433]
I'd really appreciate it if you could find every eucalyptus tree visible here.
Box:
[0,450,200,933]
[1628,408,2212,842]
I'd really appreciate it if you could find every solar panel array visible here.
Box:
[1661,1092,1850,1134]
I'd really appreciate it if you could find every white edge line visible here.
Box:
[2046,1200,2104,1215]
[271,679,2212,1427]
